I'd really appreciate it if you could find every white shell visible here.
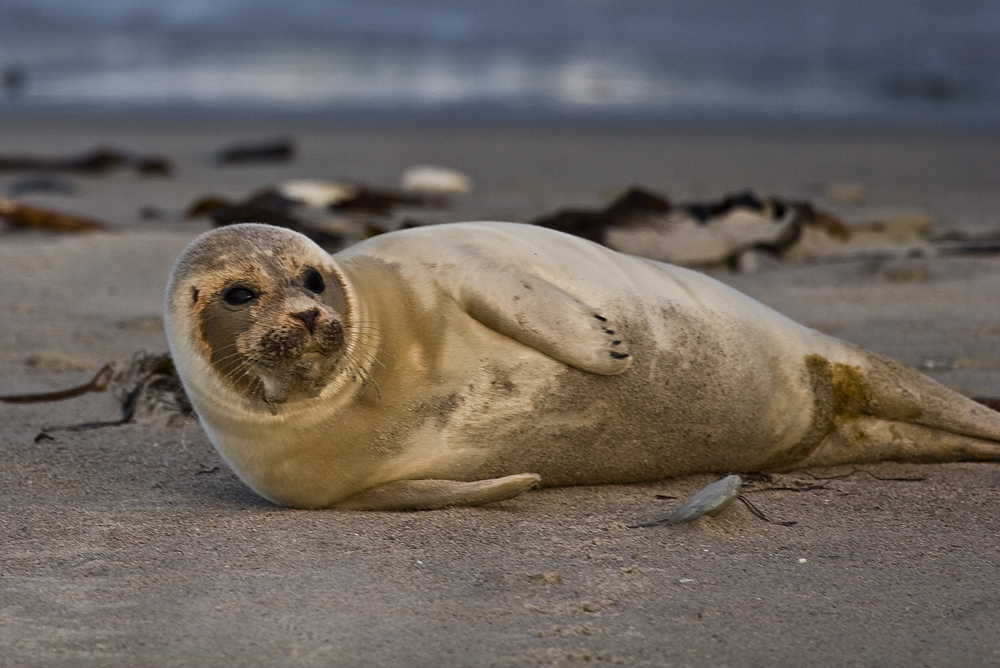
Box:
[279,180,358,208]
[400,165,472,194]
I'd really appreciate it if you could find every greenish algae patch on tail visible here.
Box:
[761,354,871,470]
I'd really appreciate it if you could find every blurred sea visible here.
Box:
[0,0,998,127]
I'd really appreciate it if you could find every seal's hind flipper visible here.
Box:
[860,354,1000,442]
[459,263,632,375]
[790,352,1000,469]
[334,473,542,511]
[797,416,1000,469]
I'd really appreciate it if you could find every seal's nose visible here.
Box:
[291,308,320,334]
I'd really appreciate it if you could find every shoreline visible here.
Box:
[4,105,1000,135]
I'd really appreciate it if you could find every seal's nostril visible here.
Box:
[291,308,320,334]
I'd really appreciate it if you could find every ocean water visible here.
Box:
[0,0,998,127]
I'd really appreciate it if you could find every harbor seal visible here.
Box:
[165,221,1000,510]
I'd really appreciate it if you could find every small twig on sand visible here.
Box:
[0,364,113,403]
[33,384,142,442]
[736,496,797,526]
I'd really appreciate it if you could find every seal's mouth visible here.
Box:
[248,317,346,411]
[257,351,338,407]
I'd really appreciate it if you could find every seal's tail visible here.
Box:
[861,354,1000,444]
[794,352,1000,468]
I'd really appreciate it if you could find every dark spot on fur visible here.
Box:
[408,392,466,431]
[594,315,607,322]
[610,352,629,359]
[489,366,518,396]
[191,287,199,304]
[436,393,462,427]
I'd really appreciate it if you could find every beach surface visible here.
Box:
[1,118,999,667]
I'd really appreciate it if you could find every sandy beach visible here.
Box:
[1,117,999,667]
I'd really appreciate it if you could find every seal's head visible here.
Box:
[166,223,351,411]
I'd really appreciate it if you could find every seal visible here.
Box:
[165,222,1000,510]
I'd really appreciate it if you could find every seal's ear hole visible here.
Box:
[191,287,200,304]
[304,267,325,295]
[223,286,257,306]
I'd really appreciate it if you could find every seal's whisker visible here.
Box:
[349,330,381,340]
[342,347,383,400]
[345,326,381,341]
[348,337,380,350]
[213,347,249,374]
[345,321,381,333]
[220,358,259,391]
[222,359,254,381]
[333,335,384,397]
[209,343,248,366]
[347,327,381,336]
[212,349,248,366]
[247,376,265,400]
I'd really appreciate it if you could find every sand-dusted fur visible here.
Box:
[165,222,1000,509]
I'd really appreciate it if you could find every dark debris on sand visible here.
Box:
[0,146,173,177]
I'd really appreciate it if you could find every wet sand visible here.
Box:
[1,118,999,667]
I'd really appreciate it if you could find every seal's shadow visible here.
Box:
[187,464,273,508]
[157,417,276,508]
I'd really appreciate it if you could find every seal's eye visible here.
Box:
[303,267,325,295]
[223,286,257,306]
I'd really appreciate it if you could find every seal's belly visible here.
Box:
[398,326,800,486]
[470,364,776,484]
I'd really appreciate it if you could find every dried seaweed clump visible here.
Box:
[1,352,192,439]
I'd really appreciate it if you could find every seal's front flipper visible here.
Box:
[460,265,632,375]
[334,473,542,511]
